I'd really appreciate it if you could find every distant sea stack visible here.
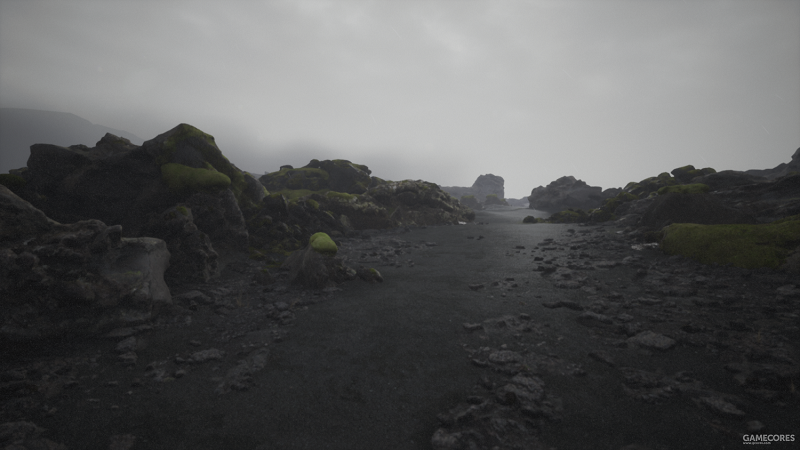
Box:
[441,174,508,209]
[528,176,619,212]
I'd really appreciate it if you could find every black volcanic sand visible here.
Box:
[2,207,799,450]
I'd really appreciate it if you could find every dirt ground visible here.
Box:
[2,207,798,449]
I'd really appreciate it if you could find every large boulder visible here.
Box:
[0,185,171,343]
[528,176,615,212]
[639,193,756,230]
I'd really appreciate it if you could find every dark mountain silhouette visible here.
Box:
[0,108,143,173]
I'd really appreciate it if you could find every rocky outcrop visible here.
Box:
[441,174,506,209]
[7,124,268,283]
[639,193,757,230]
[528,176,618,212]
[745,147,800,179]
[0,185,170,343]
[260,159,372,195]
[13,125,261,245]
[139,205,218,284]
[335,179,474,229]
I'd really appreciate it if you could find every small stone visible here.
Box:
[698,396,745,417]
[188,340,202,347]
[115,336,137,354]
[627,331,676,351]
[189,348,225,363]
[746,420,765,432]
[588,351,616,367]
[462,323,483,332]
[577,311,613,326]
[117,352,137,366]
[468,284,485,291]
[174,369,186,378]
[488,350,522,365]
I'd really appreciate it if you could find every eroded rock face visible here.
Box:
[139,205,218,284]
[640,193,757,229]
[745,147,800,179]
[185,189,249,250]
[0,185,171,343]
[528,176,616,212]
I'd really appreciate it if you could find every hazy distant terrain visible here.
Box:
[0,108,143,173]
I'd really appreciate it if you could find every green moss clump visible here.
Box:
[661,219,800,269]
[307,199,320,210]
[309,232,338,256]
[155,124,252,206]
[326,191,358,202]
[657,183,710,195]
[0,174,26,191]
[176,206,189,216]
[601,191,639,214]
[522,215,544,224]
[160,163,231,193]
[547,209,588,223]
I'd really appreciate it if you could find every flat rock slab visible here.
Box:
[627,331,676,351]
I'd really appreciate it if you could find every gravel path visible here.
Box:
[1,208,798,449]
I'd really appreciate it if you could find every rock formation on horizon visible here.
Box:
[441,174,508,209]
[527,176,619,212]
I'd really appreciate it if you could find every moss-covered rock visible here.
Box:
[657,183,710,195]
[0,174,26,192]
[624,174,677,198]
[522,215,544,224]
[547,209,588,223]
[660,217,800,269]
[459,194,480,210]
[160,163,231,193]
[259,159,371,195]
[671,165,716,184]
[309,232,338,256]
[484,194,509,206]
[144,123,257,209]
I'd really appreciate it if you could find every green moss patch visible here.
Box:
[160,163,231,193]
[309,232,338,256]
[657,183,710,195]
[547,209,588,223]
[661,219,800,269]
[0,174,26,191]
[326,191,358,202]
[522,215,544,224]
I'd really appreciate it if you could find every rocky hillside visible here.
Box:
[0,123,474,343]
[0,108,143,173]
[523,155,800,273]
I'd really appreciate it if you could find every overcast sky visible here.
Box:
[1,0,798,198]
